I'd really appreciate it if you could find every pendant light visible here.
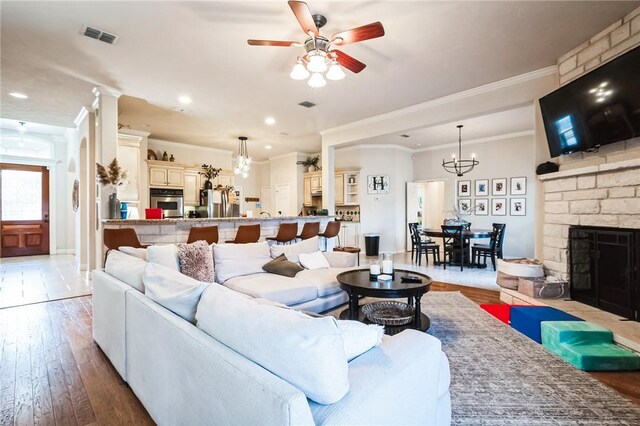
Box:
[234,136,251,178]
[442,125,478,177]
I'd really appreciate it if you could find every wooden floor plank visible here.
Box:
[0,307,18,425]
[28,306,55,426]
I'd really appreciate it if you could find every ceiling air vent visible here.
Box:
[81,25,119,45]
[298,101,316,108]
[400,134,410,138]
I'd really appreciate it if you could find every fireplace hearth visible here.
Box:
[569,226,639,321]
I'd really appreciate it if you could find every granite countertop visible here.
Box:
[102,215,335,224]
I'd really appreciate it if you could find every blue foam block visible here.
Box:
[510,306,582,343]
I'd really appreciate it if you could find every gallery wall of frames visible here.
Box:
[456,177,527,216]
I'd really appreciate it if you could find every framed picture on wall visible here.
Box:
[492,178,507,196]
[458,198,472,214]
[475,198,488,215]
[458,180,471,197]
[510,177,527,195]
[510,198,526,216]
[475,179,489,196]
[367,175,390,194]
[492,198,507,216]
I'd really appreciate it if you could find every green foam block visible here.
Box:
[541,321,640,371]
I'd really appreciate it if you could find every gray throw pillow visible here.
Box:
[263,254,304,278]
[178,240,215,283]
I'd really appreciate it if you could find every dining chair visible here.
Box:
[296,221,320,241]
[226,224,261,244]
[472,223,506,270]
[441,225,468,271]
[266,223,298,245]
[318,221,341,251]
[103,228,148,266]
[408,222,419,261]
[187,225,219,245]
[411,225,440,266]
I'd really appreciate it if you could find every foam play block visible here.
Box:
[541,321,640,371]
[481,304,511,324]
[510,306,582,343]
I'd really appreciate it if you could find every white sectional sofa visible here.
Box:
[93,238,452,425]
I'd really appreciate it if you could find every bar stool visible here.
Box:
[266,223,298,245]
[296,222,320,241]
[103,228,148,266]
[226,224,261,244]
[187,225,219,245]
[318,221,341,251]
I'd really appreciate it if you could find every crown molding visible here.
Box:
[268,151,303,161]
[413,130,535,153]
[73,106,93,127]
[336,144,414,153]
[148,138,233,155]
[320,66,556,137]
[119,129,151,138]
[92,86,122,99]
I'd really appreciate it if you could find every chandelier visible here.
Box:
[233,136,251,178]
[442,125,478,177]
[290,36,345,88]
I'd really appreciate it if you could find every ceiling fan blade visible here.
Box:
[247,39,301,47]
[288,1,319,36]
[333,50,366,74]
[331,22,385,45]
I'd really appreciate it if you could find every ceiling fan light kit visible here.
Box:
[248,1,384,88]
[442,125,479,177]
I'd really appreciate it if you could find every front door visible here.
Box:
[0,163,50,257]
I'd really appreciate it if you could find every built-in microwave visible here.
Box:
[150,188,184,218]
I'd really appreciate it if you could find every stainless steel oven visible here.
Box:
[150,188,184,218]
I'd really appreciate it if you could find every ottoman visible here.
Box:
[510,306,582,343]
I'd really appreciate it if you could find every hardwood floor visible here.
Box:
[0,284,638,425]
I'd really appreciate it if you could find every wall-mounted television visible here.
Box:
[539,45,640,158]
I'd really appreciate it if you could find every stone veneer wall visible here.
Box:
[539,6,640,278]
[540,160,640,278]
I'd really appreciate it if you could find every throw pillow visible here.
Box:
[262,253,304,277]
[195,284,349,404]
[143,262,209,323]
[299,251,330,270]
[335,320,384,361]
[147,244,180,271]
[213,241,271,283]
[119,246,147,260]
[104,250,146,292]
[178,240,215,283]
[270,236,320,263]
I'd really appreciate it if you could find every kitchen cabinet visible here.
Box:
[309,172,322,192]
[339,222,361,248]
[335,171,359,206]
[217,173,234,187]
[303,176,312,206]
[334,173,345,205]
[148,161,184,188]
[183,169,200,206]
[117,133,142,203]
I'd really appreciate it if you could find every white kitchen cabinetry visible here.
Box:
[334,173,345,205]
[148,161,184,188]
[217,173,234,187]
[117,133,142,203]
[303,176,312,206]
[335,171,359,206]
[339,222,361,248]
[183,169,200,206]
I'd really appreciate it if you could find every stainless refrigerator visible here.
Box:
[201,189,240,218]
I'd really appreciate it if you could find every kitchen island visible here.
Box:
[102,216,336,245]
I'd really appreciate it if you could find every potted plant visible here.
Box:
[444,203,476,226]
[200,164,222,189]
[96,158,129,219]
[297,156,320,172]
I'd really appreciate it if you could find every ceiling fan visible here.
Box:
[247,1,385,87]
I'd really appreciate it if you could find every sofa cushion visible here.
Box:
[213,241,271,283]
[195,284,350,404]
[105,250,146,292]
[270,236,320,263]
[299,251,330,270]
[178,241,215,283]
[143,262,209,323]
[262,254,304,278]
[223,273,318,306]
[296,268,349,297]
[119,246,147,260]
[147,244,179,271]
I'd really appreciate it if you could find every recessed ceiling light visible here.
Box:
[416,143,422,146]
[265,145,272,150]
[178,95,192,105]
[265,117,276,125]
[9,92,28,99]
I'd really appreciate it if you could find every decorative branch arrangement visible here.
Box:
[200,164,222,181]
[96,158,128,190]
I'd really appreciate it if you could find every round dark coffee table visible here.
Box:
[337,269,432,335]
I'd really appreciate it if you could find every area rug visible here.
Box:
[336,292,640,425]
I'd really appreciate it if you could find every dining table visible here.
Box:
[419,227,494,268]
